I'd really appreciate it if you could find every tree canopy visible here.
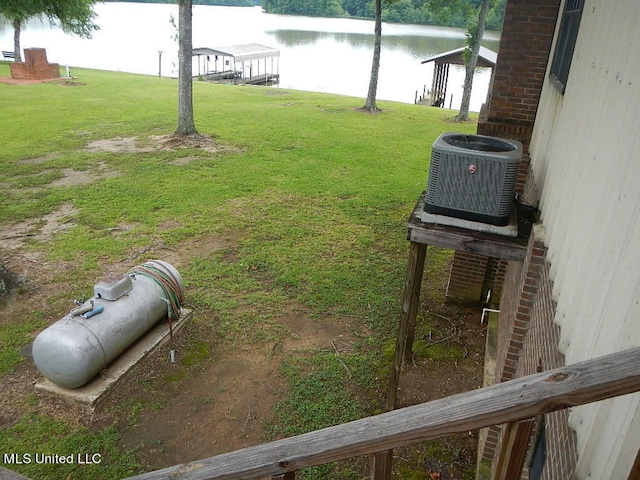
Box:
[0,0,99,38]
[0,0,99,61]
[262,0,506,31]
[107,0,258,5]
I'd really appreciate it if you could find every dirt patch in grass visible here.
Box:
[114,308,364,470]
[1,238,484,479]
[0,139,486,478]
[0,203,77,250]
[84,137,155,154]
[81,134,242,157]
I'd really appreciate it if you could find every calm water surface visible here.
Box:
[0,3,500,109]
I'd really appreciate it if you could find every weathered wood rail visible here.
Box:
[122,346,640,480]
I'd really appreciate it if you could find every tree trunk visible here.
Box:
[175,0,198,137]
[456,0,491,122]
[12,19,22,62]
[363,0,382,113]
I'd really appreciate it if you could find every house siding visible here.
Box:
[528,0,640,478]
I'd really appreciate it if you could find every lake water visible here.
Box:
[0,3,500,109]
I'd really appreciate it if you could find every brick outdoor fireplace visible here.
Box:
[10,48,60,81]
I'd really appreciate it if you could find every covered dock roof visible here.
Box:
[192,43,279,63]
[419,45,497,108]
[421,45,497,68]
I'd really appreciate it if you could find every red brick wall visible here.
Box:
[482,258,508,305]
[513,252,577,479]
[479,226,578,478]
[447,0,560,307]
[473,2,578,476]
[10,48,60,81]
[445,252,489,304]
[478,228,545,465]
[477,0,561,196]
[481,0,561,126]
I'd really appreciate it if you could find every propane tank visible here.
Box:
[32,260,184,389]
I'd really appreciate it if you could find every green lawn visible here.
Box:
[0,63,477,479]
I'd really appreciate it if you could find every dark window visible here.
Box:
[549,0,584,93]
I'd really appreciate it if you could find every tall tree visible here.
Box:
[362,0,382,113]
[455,0,491,122]
[174,0,199,137]
[0,0,99,62]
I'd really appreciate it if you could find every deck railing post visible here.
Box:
[372,450,393,480]
[494,419,536,480]
[271,472,296,479]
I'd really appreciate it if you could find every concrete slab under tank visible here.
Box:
[35,309,192,412]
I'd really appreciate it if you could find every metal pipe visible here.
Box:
[481,308,500,324]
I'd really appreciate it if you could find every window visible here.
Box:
[549,0,584,94]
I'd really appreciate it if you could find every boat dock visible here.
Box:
[192,43,280,86]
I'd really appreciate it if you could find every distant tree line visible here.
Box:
[107,0,259,6]
[261,0,506,30]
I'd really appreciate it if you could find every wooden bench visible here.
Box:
[2,51,15,61]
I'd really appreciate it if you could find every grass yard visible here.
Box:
[0,63,483,479]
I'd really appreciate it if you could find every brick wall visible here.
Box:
[478,0,561,195]
[482,258,508,306]
[445,253,507,306]
[472,2,578,476]
[445,252,489,304]
[478,225,578,478]
[513,247,577,479]
[480,0,561,126]
[446,0,560,306]
[10,48,60,81]
[478,228,542,465]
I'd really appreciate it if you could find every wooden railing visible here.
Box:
[124,346,640,480]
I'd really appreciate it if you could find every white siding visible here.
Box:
[529,0,640,477]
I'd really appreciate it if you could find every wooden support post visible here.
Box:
[271,472,296,480]
[372,450,393,480]
[493,419,535,480]
[402,242,427,364]
[374,242,427,479]
[386,241,427,411]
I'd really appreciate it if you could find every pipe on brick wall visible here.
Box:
[481,308,500,324]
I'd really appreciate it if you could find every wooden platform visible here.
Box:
[407,192,527,261]
[386,192,528,410]
[237,73,279,85]
[200,72,279,86]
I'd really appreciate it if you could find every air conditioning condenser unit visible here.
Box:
[424,133,523,226]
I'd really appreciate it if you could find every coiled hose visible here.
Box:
[128,261,183,320]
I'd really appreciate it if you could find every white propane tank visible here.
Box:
[32,260,184,389]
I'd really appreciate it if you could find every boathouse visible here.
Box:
[420,45,496,107]
[192,43,279,85]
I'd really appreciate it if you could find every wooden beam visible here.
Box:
[408,227,526,261]
[493,419,535,480]
[125,346,640,480]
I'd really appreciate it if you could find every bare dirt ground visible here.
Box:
[0,136,486,479]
